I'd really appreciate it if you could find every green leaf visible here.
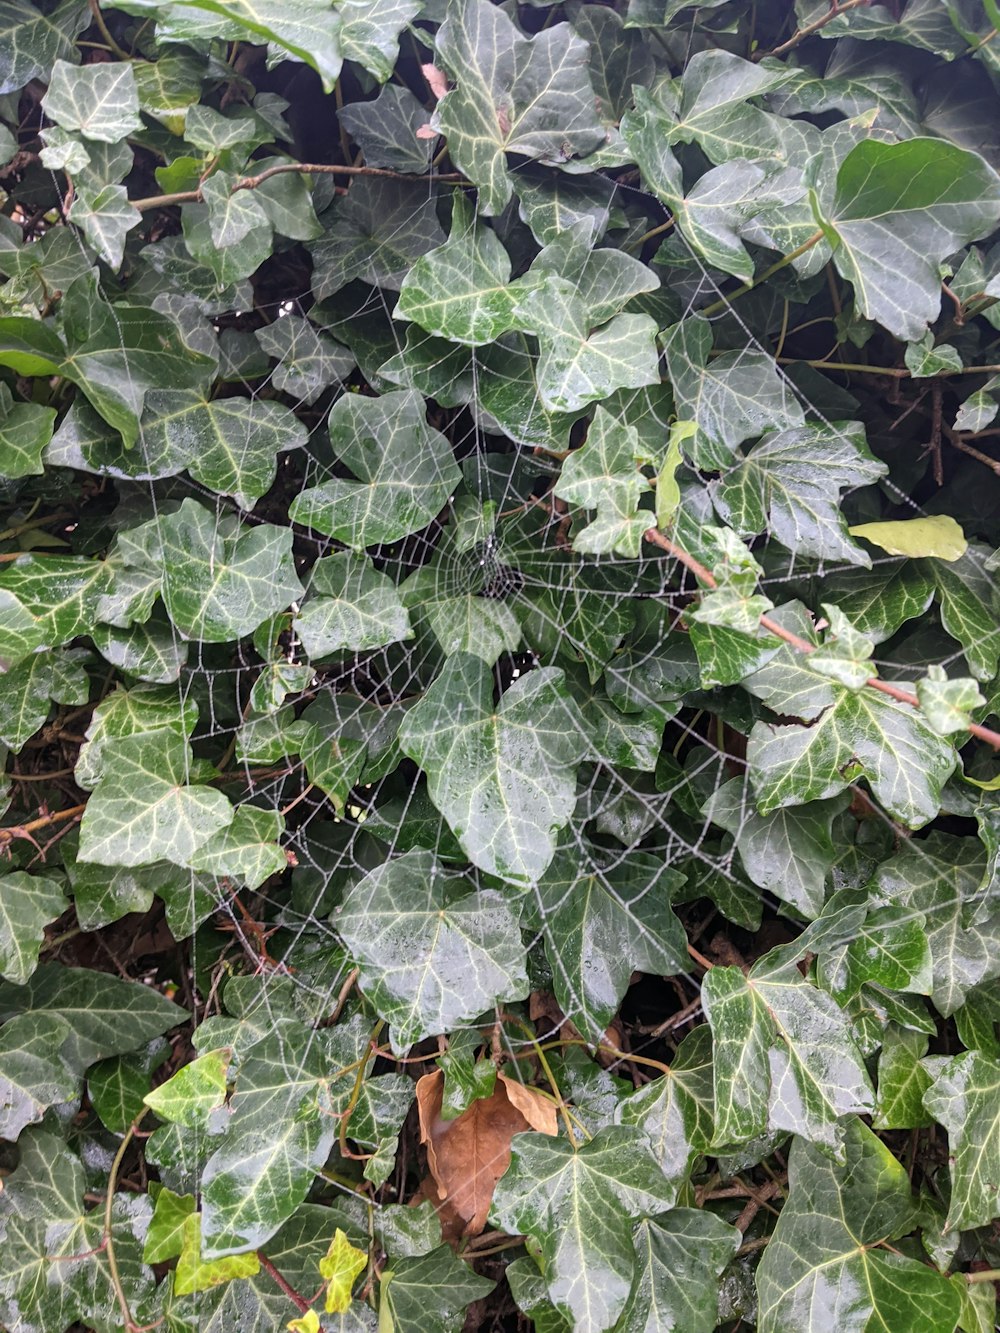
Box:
[200,1019,373,1256]
[614,1024,715,1200]
[337,849,529,1054]
[512,278,660,413]
[703,779,846,919]
[88,1040,168,1134]
[849,515,968,561]
[398,653,586,886]
[0,554,110,667]
[0,871,66,984]
[0,0,88,96]
[255,315,354,405]
[553,406,652,557]
[42,58,141,141]
[616,1210,741,1333]
[664,317,805,469]
[379,1245,494,1333]
[489,1126,676,1331]
[815,137,1000,341]
[874,1027,933,1130]
[931,546,1000,681]
[746,655,957,829]
[289,390,461,549]
[917,666,986,735]
[925,1051,1000,1232]
[0,962,188,1070]
[396,193,522,346]
[703,951,873,1152]
[78,731,234,867]
[157,500,304,642]
[294,552,412,659]
[144,1048,230,1128]
[0,382,56,478]
[434,0,604,215]
[528,846,687,1042]
[337,84,434,173]
[68,185,141,269]
[760,1120,960,1332]
[308,178,446,300]
[712,421,886,565]
[0,1012,76,1139]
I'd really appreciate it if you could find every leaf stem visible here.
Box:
[87,0,131,61]
[643,527,1000,753]
[966,1268,1000,1284]
[257,1252,312,1312]
[754,0,870,60]
[131,163,466,212]
[700,231,825,319]
[105,1111,148,1333]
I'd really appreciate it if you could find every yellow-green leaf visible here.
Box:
[848,515,967,561]
[320,1228,368,1313]
[174,1213,260,1295]
[655,420,695,530]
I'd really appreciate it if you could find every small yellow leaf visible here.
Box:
[848,515,967,561]
[287,1310,321,1333]
[320,1228,368,1314]
[964,772,1000,790]
[174,1213,259,1295]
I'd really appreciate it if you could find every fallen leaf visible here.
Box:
[416,1068,557,1235]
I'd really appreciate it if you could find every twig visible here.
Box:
[0,803,87,850]
[754,0,870,59]
[945,426,1000,477]
[131,163,466,212]
[87,0,131,60]
[701,232,825,318]
[643,527,1000,752]
[338,1021,383,1161]
[104,1112,148,1333]
[257,1252,311,1313]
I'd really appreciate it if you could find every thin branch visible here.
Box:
[700,231,825,318]
[754,0,870,60]
[132,163,466,212]
[104,1112,149,1333]
[87,0,131,61]
[643,527,1000,752]
[257,1253,311,1313]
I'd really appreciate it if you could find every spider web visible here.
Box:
[49,151,999,1236]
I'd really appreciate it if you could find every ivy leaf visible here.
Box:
[746,672,957,830]
[0,382,56,477]
[664,317,805,469]
[924,1051,1000,1232]
[0,963,187,1070]
[289,390,461,549]
[308,178,446,299]
[320,1230,368,1314]
[0,1012,76,1139]
[396,193,522,346]
[175,1212,261,1294]
[488,1126,676,1331]
[398,653,586,886]
[337,84,433,173]
[616,1210,741,1333]
[143,1048,230,1128]
[337,849,529,1054]
[553,406,652,557]
[137,389,308,507]
[255,315,354,405]
[917,666,986,735]
[144,1187,196,1264]
[850,515,968,562]
[379,1245,495,1333]
[78,731,234,867]
[756,1118,961,1333]
[42,58,140,141]
[293,552,412,659]
[0,871,67,985]
[711,421,887,565]
[67,185,141,269]
[703,779,846,919]
[512,278,660,412]
[703,952,873,1153]
[814,137,1000,341]
[434,0,605,215]
[527,846,687,1042]
[931,546,1000,682]
[0,0,89,96]
[870,833,998,1017]
[158,500,304,642]
[614,1024,715,1200]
